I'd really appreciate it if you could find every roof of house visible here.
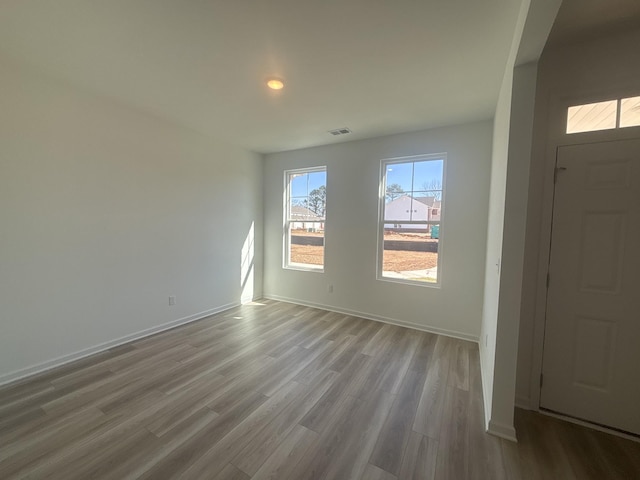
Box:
[414,196,436,207]
[387,195,442,209]
[291,205,323,220]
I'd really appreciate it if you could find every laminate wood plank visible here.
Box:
[300,314,352,347]
[377,330,421,395]
[179,381,309,479]
[137,392,268,479]
[0,406,47,436]
[286,386,394,480]
[360,463,398,480]
[510,409,547,480]
[369,369,428,475]
[0,407,108,478]
[467,345,507,480]
[231,370,337,476]
[255,343,334,397]
[213,350,274,380]
[0,404,94,450]
[144,373,227,437]
[37,361,163,416]
[299,353,371,433]
[582,426,640,479]
[12,403,161,480]
[158,355,229,395]
[1,300,639,479]
[282,392,363,480]
[344,316,369,336]
[96,382,168,416]
[397,431,438,480]
[614,435,640,473]
[249,424,318,480]
[0,379,54,409]
[292,335,355,385]
[434,386,470,480]
[450,340,470,391]
[514,410,576,480]
[325,322,381,373]
[0,384,75,420]
[113,407,221,480]
[500,437,524,480]
[412,335,453,439]
[43,428,161,480]
[263,317,327,357]
[347,329,410,399]
[361,323,396,356]
[207,347,307,413]
[212,463,250,480]
[407,331,437,373]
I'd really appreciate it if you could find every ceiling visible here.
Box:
[546,0,640,47]
[0,1,525,153]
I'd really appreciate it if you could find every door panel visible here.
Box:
[541,138,640,435]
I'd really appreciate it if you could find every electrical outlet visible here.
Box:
[169,296,176,306]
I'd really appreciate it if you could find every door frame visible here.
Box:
[524,87,640,424]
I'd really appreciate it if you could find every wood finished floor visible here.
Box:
[1,300,639,479]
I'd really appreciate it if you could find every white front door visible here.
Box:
[541,138,640,435]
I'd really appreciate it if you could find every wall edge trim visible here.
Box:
[0,302,240,386]
[487,419,518,442]
[262,294,479,342]
[515,395,533,410]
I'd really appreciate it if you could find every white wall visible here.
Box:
[479,66,513,435]
[477,0,565,440]
[0,57,264,383]
[516,27,640,410]
[263,122,492,340]
[483,62,538,440]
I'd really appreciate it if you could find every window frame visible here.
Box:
[283,165,327,272]
[566,95,640,134]
[377,153,446,287]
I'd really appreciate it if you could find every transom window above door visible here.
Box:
[567,95,640,134]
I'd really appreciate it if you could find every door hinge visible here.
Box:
[540,373,544,388]
[554,166,567,183]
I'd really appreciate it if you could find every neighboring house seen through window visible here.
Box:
[284,167,327,271]
[379,154,445,285]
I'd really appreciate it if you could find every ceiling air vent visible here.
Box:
[328,127,352,136]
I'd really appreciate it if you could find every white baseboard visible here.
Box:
[487,419,518,442]
[0,302,239,387]
[262,294,479,342]
[515,395,533,410]
[539,410,640,444]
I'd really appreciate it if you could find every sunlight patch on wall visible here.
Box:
[241,222,255,304]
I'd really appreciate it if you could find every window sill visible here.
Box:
[377,274,440,288]
[284,264,325,273]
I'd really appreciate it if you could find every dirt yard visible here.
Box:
[290,243,438,271]
[290,245,325,265]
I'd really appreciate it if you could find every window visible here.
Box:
[620,96,640,128]
[378,154,445,285]
[284,167,326,271]
[566,100,617,134]
[566,95,640,134]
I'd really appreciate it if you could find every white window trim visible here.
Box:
[283,166,327,273]
[376,153,446,288]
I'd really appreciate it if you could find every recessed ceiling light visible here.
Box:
[266,78,284,90]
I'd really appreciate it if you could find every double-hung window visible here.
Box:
[378,154,445,285]
[284,167,327,271]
